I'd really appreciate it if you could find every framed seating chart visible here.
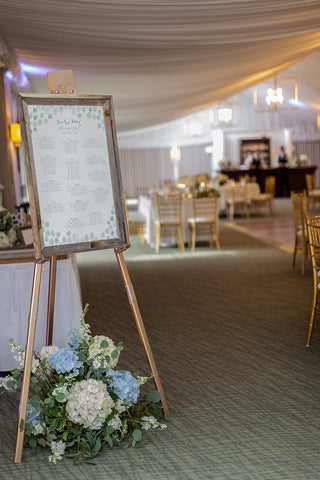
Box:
[17,94,128,259]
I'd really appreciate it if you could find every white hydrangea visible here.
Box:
[49,440,66,463]
[52,384,69,403]
[140,415,167,430]
[66,379,114,430]
[38,345,59,361]
[88,335,119,369]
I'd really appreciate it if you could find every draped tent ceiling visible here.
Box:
[0,0,320,144]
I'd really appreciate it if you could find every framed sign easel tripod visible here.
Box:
[14,71,169,463]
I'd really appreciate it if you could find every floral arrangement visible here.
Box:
[0,305,168,464]
[0,207,17,247]
[213,173,229,186]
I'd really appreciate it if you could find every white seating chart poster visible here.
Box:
[17,94,128,257]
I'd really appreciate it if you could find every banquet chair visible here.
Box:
[226,183,249,221]
[187,196,220,251]
[124,193,146,244]
[305,214,320,346]
[250,176,276,216]
[305,173,320,210]
[291,190,309,274]
[154,194,185,253]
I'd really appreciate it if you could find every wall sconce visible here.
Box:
[253,76,298,112]
[170,145,181,183]
[317,113,320,131]
[170,145,181,162]
[10,123,21,147]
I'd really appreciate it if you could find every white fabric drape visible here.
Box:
[0,1,319,133]
[119,144,210,196]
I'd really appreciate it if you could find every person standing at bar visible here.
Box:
[276,146,290,196]
[245,149,263,187]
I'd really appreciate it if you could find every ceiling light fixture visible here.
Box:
[254,75,298,112]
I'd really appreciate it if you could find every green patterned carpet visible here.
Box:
[1,201,320,479]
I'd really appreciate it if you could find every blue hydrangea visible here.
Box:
[68,328,82,350]
[26,403,40,426]
[107,369,140,406]
[48,349,83,377]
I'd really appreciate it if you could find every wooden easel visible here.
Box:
[14,71,168,464]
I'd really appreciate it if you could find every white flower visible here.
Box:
[38,345,59,361]
[49,440,66,463]
[140,415,167,430]
[7,228,17,246]
[33,423,45,436]
[114,398,127,414]
[52,384,69,403]
[108,414,122,431]
[66,379,114,430]
[31,357,40,374]
[136,375,149,386]
[88,335,119,369]
[0,232,9,247]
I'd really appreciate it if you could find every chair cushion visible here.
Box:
[187,216,212,224]
[251,193,272,201]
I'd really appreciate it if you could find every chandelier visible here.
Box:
[253,75,298,112]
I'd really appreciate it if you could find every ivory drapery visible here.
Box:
[0,0,319,133]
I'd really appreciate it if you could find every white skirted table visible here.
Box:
[138,195,220,247]
[138,182,260,248]
[0,252,82,371]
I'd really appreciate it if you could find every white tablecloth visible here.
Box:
[0,255,83,371]
[216,182,260,211]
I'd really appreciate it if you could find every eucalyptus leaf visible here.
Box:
[100,340,109,348]
[6,380,16,389]
[30,395,41,407]
[111,350,119,359]
[93,438,101,452]
[29,438,37,448]
[133,429,142,442]
[146,390,161,403]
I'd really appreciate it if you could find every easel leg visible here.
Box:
[46,256,57,345]
[14,261,43,463]
[114,248,169,415]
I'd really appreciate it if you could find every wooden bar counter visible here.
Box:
[220,165,317,196]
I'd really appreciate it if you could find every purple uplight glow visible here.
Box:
[5,62,54,88]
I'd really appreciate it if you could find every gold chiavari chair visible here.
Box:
[226,183,249,221]
[305,173,320,210]
[250,176,276,216]
[123,193,146,245]
[187,196,220,251]
[154,194,185,254]
[305,214,320,346]
[291,190,309,274]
